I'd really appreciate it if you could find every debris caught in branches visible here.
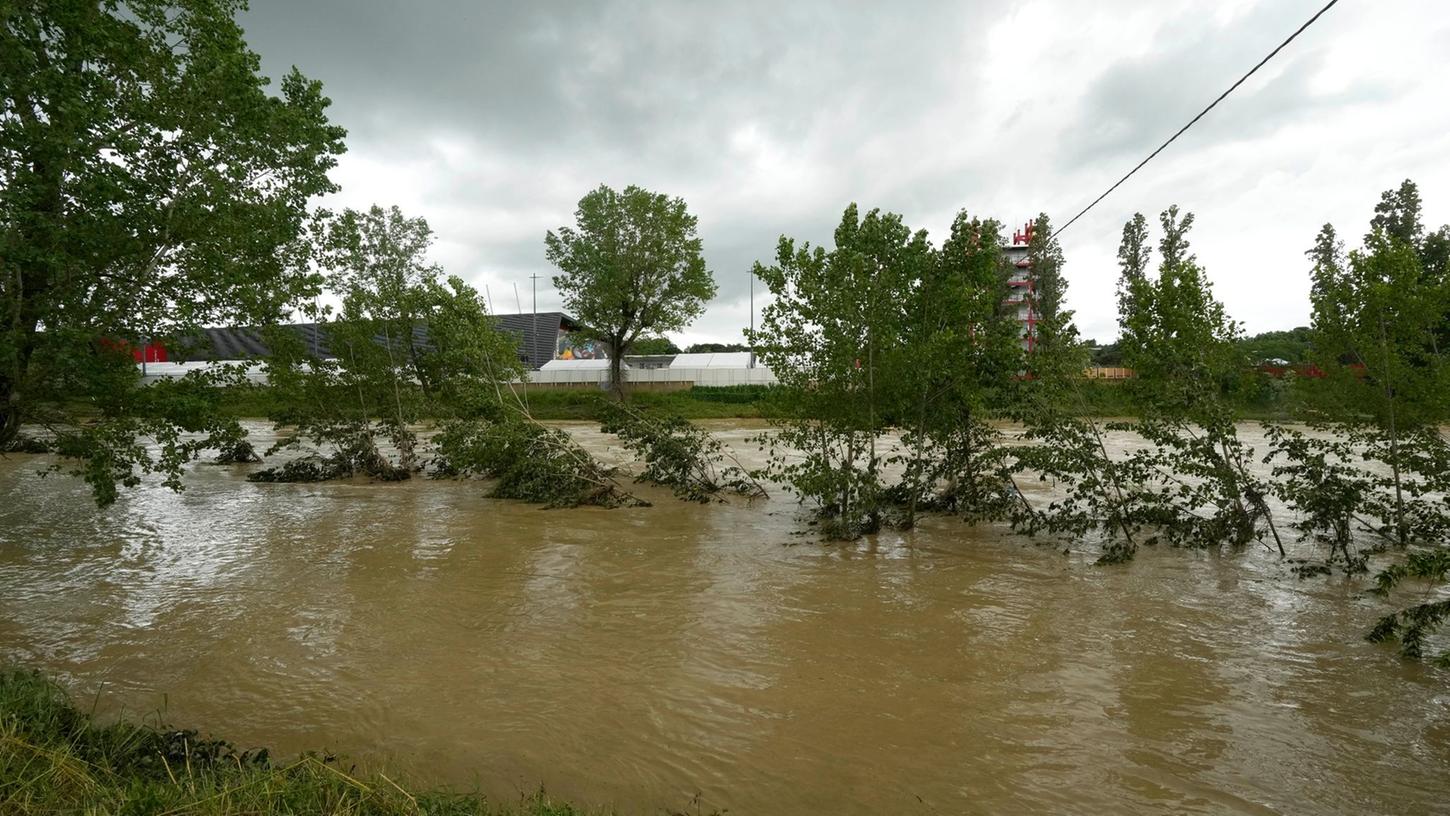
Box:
[598,400,767,503]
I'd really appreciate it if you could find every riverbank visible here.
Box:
[0,669,605,815]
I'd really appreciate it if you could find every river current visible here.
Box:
[1,421,1446,814]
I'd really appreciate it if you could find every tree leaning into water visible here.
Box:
[1114,206,1283,558]
[0,0,346,503]
[254,206,527,484]
[545,184,717,397]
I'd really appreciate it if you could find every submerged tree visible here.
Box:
[751,205,1027,537]
[254,206,523,483]
[546,184,716,396]
[892,212,1021,526]
[1270,181,1450,662]
[598,400,766,503]
[1114,207,1282,557]
[749,204,919,538]
[1295,181,1450,549]
[1007,214,1151,561]
[0,0,346,503]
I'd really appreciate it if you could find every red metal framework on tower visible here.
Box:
[1003,221,1038,352]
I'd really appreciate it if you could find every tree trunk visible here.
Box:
[1378,315,1408,546]
[0,379,20,449]
[609,336,627,400]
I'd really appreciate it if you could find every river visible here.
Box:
[0,421,1446,814]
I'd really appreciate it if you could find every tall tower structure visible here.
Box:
[1003,221,1038,352]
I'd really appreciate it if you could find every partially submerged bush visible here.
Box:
[214,439,262,464]
[247,455,351,483]
[249,422,414,483]
[433,415,644,508]
[1367,549,1450,664]
[1006,413,1150,564]
[1,434,53,454]
[598,401,766,503]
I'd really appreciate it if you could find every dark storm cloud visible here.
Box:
[234,1,1446,343]
[242,1,1001,162]
[240,0,1016,328]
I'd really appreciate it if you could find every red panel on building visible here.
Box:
[131,343,168,363]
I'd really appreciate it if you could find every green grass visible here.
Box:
[0,669,603,815]
[215,385,769,422]
[520,387,766,420]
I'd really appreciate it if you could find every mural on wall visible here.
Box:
[557,332,608,360]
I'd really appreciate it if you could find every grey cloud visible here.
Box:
[235,0,1440,343]
[1063,3,1390,169]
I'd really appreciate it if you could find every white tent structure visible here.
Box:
[666,352,755,369]
[529,350,775,386]
[538,358,614,371]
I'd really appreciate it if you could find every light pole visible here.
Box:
[748,268,755,369]
[529,273,540,365]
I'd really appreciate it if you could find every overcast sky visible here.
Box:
[240,0,1450,347]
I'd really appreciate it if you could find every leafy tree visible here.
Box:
[683,342,749,354]
[1238,327,1313,365]
[1294,182,1450,548]
[1026,213,1067,352]
[1008,215,1148,561]
[630,336,681,355]
[254,206,524,483]
[1089,342,1124,366]
[892,212,1020,526]
[0,0,346,503]
[1368,180,1425,248]
[749,204,920,538]
[752,205,1025,536]
[1115,213,1151,324]
[1115,207,1283,558]
[1260,184,1450,637]
[545,184,716,395]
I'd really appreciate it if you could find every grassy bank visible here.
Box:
[217,384,770,421]
[0,669,596,815]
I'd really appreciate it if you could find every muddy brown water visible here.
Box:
[1,421,1447,815]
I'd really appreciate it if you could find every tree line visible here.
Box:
[744,181,1450,661]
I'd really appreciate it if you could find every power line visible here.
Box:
[1052,0,1341,239]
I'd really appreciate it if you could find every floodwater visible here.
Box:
[1,421,1447,815]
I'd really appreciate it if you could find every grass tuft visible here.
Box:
[0,669,597,815]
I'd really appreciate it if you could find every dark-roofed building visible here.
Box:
[170,312,581,370]
[492,312,581,368]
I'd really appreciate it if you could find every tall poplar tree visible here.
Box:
[1301,181,1450,546]
[1115,207,1282,555]
[749,204,920,538]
